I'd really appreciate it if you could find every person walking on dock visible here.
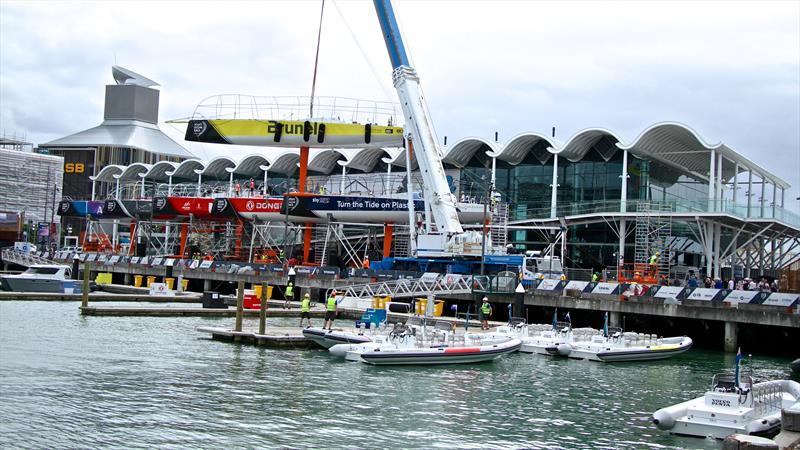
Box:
[234,181,241,197]
[284,282,294,309]
[323,290,338,330]
[480,296,492,330]
[299,293,312,328]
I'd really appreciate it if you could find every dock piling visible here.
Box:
[234,279,244,333]
[259,282,268,335]
[81,262,91,308]
[724,321,738,352]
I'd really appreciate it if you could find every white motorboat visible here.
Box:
[0,264,73,293]
[357,335,522,365]
[518,321,577,356]
[338,319,521,365]
[302,326,374,349]
[331,318,439,359]
[565,327,693,362]
[653,370,800,439]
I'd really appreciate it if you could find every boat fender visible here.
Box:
[746,416,780,434]
[317,123,326,143]
[556,343,572,357]
[652,402,691,430]
[364,123,372,144]
[273,122,283,143]
[303,121,313,142]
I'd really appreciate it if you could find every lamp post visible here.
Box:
[479,175,494,276]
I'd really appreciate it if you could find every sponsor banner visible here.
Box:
[687,288,722,302]
[762,293,800,307]
[564,280,589,292]
[537,279,563,291]
[198,260,214,269]
[592,282,620,295]
[723,290,760,304]
[653,286,685,299]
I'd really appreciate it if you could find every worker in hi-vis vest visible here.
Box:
[323,290,338,330]
[284,282,293,309]
[649,251,660,277]
[481,296,492,330]
[299,293,312,328]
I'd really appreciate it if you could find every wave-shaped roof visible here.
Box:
[94,122,789,190]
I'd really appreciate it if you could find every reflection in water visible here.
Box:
[0,302,793,449]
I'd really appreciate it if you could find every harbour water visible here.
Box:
[0,301,795,449]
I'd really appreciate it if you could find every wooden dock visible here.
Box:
[0,292,200,302]
[197,326,316,348]
[79,304,338,318]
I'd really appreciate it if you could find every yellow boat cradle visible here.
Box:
[186,119,404,148]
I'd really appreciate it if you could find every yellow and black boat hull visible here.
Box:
[185,119,404,148]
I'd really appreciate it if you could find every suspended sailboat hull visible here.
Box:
[185,119,404,149]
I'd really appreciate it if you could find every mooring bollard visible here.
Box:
[234,279,245,332]
[259,282,268,335]
[81,262,91,308]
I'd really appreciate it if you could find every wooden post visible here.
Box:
[259,281,268,335]
[235,279,244,332]
[81,262,91,308]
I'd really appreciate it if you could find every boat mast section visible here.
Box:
[373,0,463,234]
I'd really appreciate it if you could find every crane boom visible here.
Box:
[373,0,463,234]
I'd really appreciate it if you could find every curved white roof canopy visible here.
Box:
[489,132,556,165]
[92,165,125,182]
[166,159,205,180]
[342,148,394,173]
[143,161,179,182]
[268,152,300,176]
[308,149,349,175]
[201,156,237,180]
[443,137,499,168]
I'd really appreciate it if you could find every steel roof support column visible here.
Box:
[194,169,203,197]
[732,163,739,206]
[90,176,97,201]
[707,150,716,212]
[340,165,346,194]
[620,149,629,213]
[716,152,723,211]
[226,168,234,196]
[713,222,721,279]
[772,182,777,218]
[747,171,753,218]
[491,155,496,186]
[260,165,269,196]
[550,154,558,219]
[618,218,626,265]
[760,175,766,218]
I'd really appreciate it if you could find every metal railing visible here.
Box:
[191,95,403,127]
[511,198,800,228]
[343,274,490,300]
[1,248,57,268]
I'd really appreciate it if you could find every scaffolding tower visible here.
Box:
[633,201,673,280]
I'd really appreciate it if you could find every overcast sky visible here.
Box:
[1,0,798,207]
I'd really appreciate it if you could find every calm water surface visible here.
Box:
[0,301,795,449]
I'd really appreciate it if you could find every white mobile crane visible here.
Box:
[373,0,466,256]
